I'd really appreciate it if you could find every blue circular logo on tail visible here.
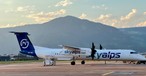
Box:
[20,39,29,49]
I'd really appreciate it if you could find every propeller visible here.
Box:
[99,44,103,50]
[91,42,96,60]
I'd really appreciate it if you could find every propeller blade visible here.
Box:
[100,44,103,50]
[91,42,96,60]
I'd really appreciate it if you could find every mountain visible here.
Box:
[121,27,146,51]
[0,16,144,54]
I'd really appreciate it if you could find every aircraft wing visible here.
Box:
[61,45,81,54]
[60,45,90,57]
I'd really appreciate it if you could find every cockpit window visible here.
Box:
[130,52,138,54]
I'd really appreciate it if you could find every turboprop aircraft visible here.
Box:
[11,32,87,66]
[63,43,146,64]
[11,32,146,65]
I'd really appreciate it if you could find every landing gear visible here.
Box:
[44,60,54,66]
[71,60,85,65]
[81,60,85,64]
[137,61,146,64]
[44,61,46,66]
[43,58,56,66]
[71,61,76,65]
[71,56,76,65]
[71,56,86,65]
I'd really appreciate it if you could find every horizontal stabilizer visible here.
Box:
[10,31,30,35]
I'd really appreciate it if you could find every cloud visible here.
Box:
[55,0,72,7]
[17,7,26,12]
[94,14,118,26]
[93,9,146,28]
[16,6,35,13]
[1,24,17,28]
[5,5,35,13]
[0,23,27,28]
[144,12,146,15]
[120,9,137,21]
[137,21,146,27]
[26,9,66,23]
[48,6,51,8]
[3,1,13,5]
[92,4,108,10]
[97,14,111,20]
[4,9,14,13]
[79,13,87,19]
[136,12,146,27]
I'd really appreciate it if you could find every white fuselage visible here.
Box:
[94,49,146,61]
[78,48,146,61]
[34,46,146,61]
[34,46,73,60]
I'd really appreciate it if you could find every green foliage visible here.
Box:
[0,59,43,64]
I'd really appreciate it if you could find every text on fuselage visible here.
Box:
[97,51,121,59]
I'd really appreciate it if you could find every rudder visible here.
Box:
[11,31,37,56]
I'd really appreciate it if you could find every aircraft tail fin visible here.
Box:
[11,31,37,56]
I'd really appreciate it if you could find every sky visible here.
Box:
[0,0,146,28]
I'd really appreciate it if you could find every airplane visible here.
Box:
[11,32,146,65]
[11,32,87,66]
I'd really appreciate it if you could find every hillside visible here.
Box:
[121,27,146,51]
[0,16,143,54]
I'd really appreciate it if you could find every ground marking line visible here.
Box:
[102,71,114,76]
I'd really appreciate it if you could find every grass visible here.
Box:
[0,59,102,64]
[0,60,43,64]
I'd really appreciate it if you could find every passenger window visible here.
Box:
[130,52,138,54]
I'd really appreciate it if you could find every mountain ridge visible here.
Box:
[0,16,145,54]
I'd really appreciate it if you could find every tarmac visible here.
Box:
[0,61,146,76]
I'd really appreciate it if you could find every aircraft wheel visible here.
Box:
[43,61,46,66]
[137,61,141,64]
[142,61,146,64]
[81,60,85,64]
[71,61,75,65]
